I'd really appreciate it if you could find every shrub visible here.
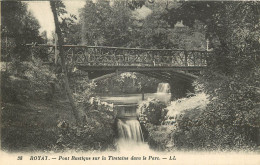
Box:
[138,98,168,125]
[170,87,260,150]
[144,123,175,151]
[50,97,117,152]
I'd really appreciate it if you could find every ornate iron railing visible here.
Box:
[29,45,212,67]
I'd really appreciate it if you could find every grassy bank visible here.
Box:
[1,94,76,152]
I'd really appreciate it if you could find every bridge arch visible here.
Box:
[88,69,198,100]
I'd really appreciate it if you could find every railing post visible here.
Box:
[116,69,119,77]
[200,52,203,66]
[205,51,210,66]
[152,51,155,66]
[84,47,88,64]
[30,43,35,61]
[184,50,188,66]
[193,52,196,66]
[71,48,75,65]
[54,33,59,64]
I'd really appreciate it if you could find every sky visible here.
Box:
[26,0,152,39]
[26,1,86,38]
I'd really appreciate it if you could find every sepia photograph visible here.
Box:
[1,0,260,165]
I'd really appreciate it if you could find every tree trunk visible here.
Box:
[50,2,81,126]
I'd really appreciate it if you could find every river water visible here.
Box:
[100,93,171,105]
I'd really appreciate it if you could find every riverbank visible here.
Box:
[1,95,75,152]
[1,93,116,152]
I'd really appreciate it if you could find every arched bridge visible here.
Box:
[30,45,212,99]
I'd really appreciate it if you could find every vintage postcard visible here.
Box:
[1,0,260,165]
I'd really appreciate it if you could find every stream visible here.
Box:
[99,83,171,151]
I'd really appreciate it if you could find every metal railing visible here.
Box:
[28,44,213,67]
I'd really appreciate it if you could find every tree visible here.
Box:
[79,0,205,50]
[50,1,82,126]
[80,0,133,46]
[164,1,260,149]
[127,1,175,49]
[1,1,43,61]
[164,1,260,54]
[63,23,82,45]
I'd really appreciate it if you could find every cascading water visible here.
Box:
[117,118,149,152]
[157,83,170,93]
[117,119,144,142]
[116,83,171,147]
[116,106,149,152]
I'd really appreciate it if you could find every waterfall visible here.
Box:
[157,83,170,93]
[117,119,144,142]
[117,118,149,152]
[115,107,149,152]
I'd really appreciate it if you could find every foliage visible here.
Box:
[52,123,116,152]
[1,0,118,152]
[1,1,43,61]
[71,77,96,103]
[164,1,260,56]
[68,69,96,104]
[50,0,85,125]
[172,104,259,151]
[80,0,132,46]
[1,1,49,102]
[128,1,206,49]
[1,58,57,103]
[128,0,146,10]
[138,96,173,151]
[20,59,57,98]
[164,1,260,150]
[138,98,167,125]
[51,97,116,152]
[166,92,209,118]
[181,76,260,150]
[53,1,81,45]
[135,73,162,92]
[94,72,161,94]
[144,123,174,151]
[79,0,205,49]
[127,1,172,48]
[64,23,82,45]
